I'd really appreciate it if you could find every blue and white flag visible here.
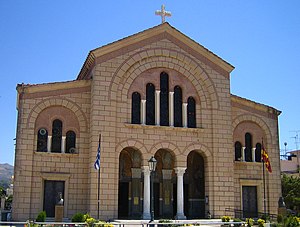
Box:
[94,138,101,170]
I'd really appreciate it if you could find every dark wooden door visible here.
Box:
[242,186,258,218]
[154,183,160,218]
[118,182,129,218]
[43,180,64,217]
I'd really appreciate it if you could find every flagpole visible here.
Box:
[262,156,266,220]
[262,138,267,220]
[97,134,101,220]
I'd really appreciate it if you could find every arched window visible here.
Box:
[131,92,141,124]
[66,131,76,153]
[160,72,169,126]
[245,133,252,162]
[187,96,196,128]
[174,85,182,127]
[255,143,262,162]
[235,141,242,161]
[37,128,48,152]
[146,83,155,125]
[51,119,62,153]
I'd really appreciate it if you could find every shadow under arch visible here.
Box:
[152,148,177,219]
[184,150,206,219]
[118,147,143,219]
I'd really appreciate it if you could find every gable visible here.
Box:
[77,23,234,80]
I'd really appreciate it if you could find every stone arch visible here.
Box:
[116,139,148,157]
[109,48,219,110]
[232,114,273,145]
[26,97,88,133]
[148,141,180,165]
[182,142,212,159]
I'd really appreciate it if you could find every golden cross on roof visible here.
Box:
[155,5,171,24]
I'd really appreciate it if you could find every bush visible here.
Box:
[158,219,176,227]
[284,216,300,227]
[233,218,242,227]
[86,217,96,227]
[246,218,254,227]
[257,218,265,227]
[222,216,231,222]
[71,212,85,222]
[36,211,46,222]
[94,222,114,227]
[277,214,284,223]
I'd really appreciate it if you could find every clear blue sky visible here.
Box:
[1,1,299,165]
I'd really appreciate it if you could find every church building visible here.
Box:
[12,22,282,221]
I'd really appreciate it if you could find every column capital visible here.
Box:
[142,166,151,175]
[174,167,186,176]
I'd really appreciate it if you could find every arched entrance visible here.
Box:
[154,149,176,219]
[118,148,142,219]
[184,151,205,218]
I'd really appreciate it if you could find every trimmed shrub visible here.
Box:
[71,212,85,222]
[36,211,46,222]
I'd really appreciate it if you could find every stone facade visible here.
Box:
[12,23,281,221]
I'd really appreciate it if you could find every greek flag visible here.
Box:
[94,139,101,170]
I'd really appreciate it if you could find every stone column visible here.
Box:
[155,91,160,126]
[141,100,146,125]
[61,136,66,153]
[242,147,245,161]
[175,167,186,220]
[169,92,174,126]
[252,148,256,162]
[182,103,188,128]
[47,136,52,152]
[142,166,151,219]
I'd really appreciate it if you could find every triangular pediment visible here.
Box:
[77,23,234,80]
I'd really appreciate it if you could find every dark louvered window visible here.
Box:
[37,128,48,152]
[131,92,141,124]
[160,72,169,126]
[51,119,62,153]
[174,85,182,127]
[146,83,155,125]
[66,131,76,153]
[255,143,262,162]
[235,141,242,161]
[187,97,196,128]
[245,133,252,162]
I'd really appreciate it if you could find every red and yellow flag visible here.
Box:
[262,142,272,173]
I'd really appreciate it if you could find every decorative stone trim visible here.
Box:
[232,114,273,145]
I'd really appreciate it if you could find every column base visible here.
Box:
[175,213,186,220]
[142,212,151,220]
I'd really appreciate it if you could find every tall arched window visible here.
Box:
[174,85,182,127]
[187,96,196,128]
[66,131,76,153]
[160,72,169,126]
[245,133,252,162]
[37,128,48,152]
[235,141,242,161]
[146,83,155,125]
[255,143,262,162]
[51,119,62,153]
[131,92,141,124]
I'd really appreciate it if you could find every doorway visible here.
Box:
[43,180,65,217]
